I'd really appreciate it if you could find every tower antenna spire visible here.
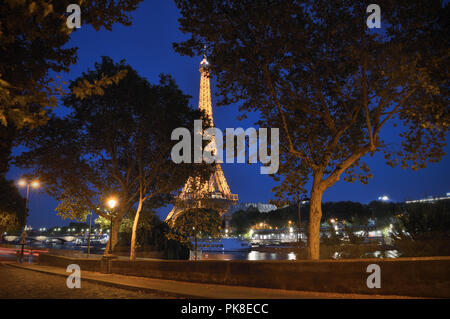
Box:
[202,44,207,59]
[199,44,209,70]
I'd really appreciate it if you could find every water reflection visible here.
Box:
[203,250,299,261]
[24,241,105,254]
[9,240,401,260]
[202,249,400,261]
[366,250,399,258]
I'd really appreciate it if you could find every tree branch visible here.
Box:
[263,66,318,170]
[322,143,374,190]
[361,55,375,149]
[374,88,417,136]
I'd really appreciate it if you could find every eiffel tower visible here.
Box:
[165,53,238,222]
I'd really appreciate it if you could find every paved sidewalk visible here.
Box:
[0,263,175,299]
[8,263,419,299]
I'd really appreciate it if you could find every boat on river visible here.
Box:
[193,237,251,252]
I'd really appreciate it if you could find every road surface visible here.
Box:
[0,258,176,299]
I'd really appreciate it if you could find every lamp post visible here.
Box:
[106,198,118,255]
[100,197,119,274]
[87,212,92,257]
[17,179,40,229]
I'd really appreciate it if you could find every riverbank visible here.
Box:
[6,263,418,299]
[38,253,450,298]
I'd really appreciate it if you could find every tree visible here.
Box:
[115,208,188,258]
[167,208,222,260]
[229,207,262,235]
[367,200,399,228]
[394,201,450,240]
[393,200,450,256]
[0,177,26,234]
[16,57,209,257]
[116,208,157,248]
[0,0,142,176]
[173,0,449,259]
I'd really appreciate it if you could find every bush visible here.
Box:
[392,200,450,257]
[115,210,191,259]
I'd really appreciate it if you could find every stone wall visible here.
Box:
[39,254,450,298]
[39,254,100,272]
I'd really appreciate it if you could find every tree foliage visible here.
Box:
[116,210,160,248]
[15,57,209,254]
[393,200,450,256]
[229,207,264,235]
[394,200,450,239]
[167,208,222,249]
[0,0,142,175]
[229,200,405,235]
[0,177,26,233]
[173,0,449,259]
[115,207,187,258]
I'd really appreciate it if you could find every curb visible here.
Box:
[6,263,197,299]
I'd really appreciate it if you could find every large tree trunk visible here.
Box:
[104,217,121,255]
[130,200,143,261]
[307,185,324,260]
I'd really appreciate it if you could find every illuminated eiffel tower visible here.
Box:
[165,53,238,222]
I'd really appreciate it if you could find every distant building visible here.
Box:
[405,193,450,204]
[229,202,278,213]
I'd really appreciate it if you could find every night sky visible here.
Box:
[6,1,449,228]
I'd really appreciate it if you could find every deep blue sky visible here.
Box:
[7,1,449,228]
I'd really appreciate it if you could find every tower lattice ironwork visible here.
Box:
[165,54,238,221]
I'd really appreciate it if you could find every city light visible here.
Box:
[107,197,118,209]
[405,194,450,204]
[17,178,41,229]
[18,179,40,189]
[378,195,390,201]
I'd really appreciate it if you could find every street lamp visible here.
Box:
[107,198,117,209]
[17,178,40,229]
[87,212,93,257]
[106,197,118,255]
